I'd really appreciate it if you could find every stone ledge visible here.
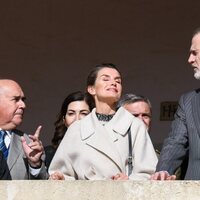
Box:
[1,180,200,200]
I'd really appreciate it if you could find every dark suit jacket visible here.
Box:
[44,145,56,171]
[0,151,11,180]
[7,129,47,180]
[156,89,200,180]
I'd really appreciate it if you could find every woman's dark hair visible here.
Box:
[86,63,121,87]
[193,27,200,37]
[51,91,94,148]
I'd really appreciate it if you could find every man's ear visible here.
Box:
[87,85,96,96]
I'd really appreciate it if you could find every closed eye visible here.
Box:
[66,112,75,116]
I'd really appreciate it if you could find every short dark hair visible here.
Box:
[117,93,152,114]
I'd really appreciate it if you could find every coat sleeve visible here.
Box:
[129,118,158,180]
[48,125,77,180]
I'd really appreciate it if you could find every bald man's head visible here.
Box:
[0,79,26,130]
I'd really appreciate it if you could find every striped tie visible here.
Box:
[0,130,8,159]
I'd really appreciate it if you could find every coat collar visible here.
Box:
[80,107,133,140]
[80,107,134,172]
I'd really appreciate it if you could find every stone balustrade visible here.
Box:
[1,180,200,200]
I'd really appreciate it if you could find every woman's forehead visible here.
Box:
[97,67,121,77]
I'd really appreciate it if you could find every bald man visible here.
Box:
[0,79,47,180]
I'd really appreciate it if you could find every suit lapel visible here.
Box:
[192,90,200,137]
[7,130,23,171]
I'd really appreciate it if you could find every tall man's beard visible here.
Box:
[194,69,200,80]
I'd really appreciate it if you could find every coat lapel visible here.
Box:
[80,108,133,172]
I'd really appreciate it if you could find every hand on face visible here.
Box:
[21,125,44,168]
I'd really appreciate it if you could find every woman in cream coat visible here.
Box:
[49,63,157,180]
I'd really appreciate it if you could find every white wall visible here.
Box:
[0,1,199,148]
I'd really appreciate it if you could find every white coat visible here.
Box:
[49,107,157,180]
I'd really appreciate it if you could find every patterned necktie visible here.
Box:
[0,130,8,159]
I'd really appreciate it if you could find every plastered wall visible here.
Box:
[0,1,200,147]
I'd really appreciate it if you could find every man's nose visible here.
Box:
[188,54,194,64]
[20,100,26,108]
[138,115,143,121]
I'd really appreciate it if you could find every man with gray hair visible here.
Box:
[151,28,200,180]
[118,94,152,132]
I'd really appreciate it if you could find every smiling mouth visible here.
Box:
[107,88,118,92]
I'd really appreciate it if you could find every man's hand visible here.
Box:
[21,125,44,168]
[111,172,129,180]
[150,171,176,180]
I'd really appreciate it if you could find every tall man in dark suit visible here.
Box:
[0,79,47,180]
[151,28,200,180]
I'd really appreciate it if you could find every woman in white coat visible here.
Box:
[49,63,157,180]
